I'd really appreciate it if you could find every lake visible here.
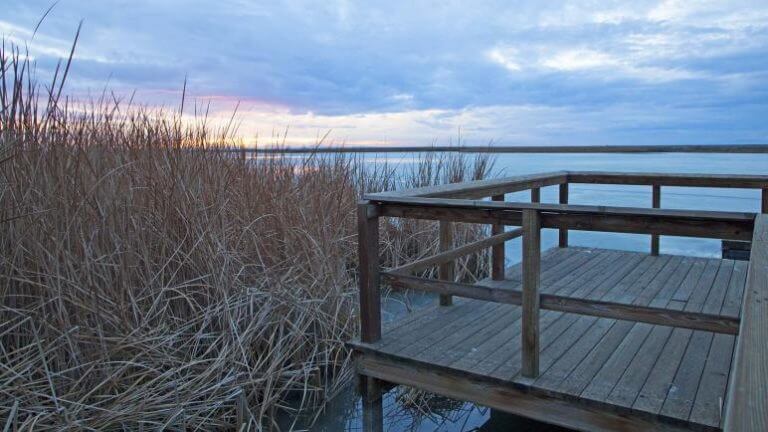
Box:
[292,151,768,431]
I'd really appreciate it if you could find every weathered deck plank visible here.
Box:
[554,254,674,397]
[660,260,734,421]
[689,260,748,427]
[352,247,746,431]
[487,250,630,379]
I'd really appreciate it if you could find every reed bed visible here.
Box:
[0,37,493,430]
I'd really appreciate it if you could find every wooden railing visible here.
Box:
[723,213,768,432]
[357,170,768,430]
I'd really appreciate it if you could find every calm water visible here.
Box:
[295,152,768,431]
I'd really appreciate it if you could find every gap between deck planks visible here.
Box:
[354,247,745,431]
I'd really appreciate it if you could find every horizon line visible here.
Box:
[219,144,768,154]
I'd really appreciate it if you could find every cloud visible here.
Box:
[539,48,701,82]
[541,49,617,71]
[486,46,522,72]
[2,0,768,145]
[486,45,702,83]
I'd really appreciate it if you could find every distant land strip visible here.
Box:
[225,144,768,154]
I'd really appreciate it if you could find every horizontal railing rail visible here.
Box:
[567,171,768,189]
[389,228,523,276]
[382,273,740,334]
[369,196,755,241]
[368,170,768,198]
[367,171,568,199]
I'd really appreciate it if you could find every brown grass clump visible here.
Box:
[0,36,493,430]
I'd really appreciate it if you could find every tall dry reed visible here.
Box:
[0,36,493,430]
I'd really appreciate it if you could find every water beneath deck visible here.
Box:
[301,152,766,431]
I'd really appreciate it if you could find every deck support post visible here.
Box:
[651,185,661,255]
[522,209,541,378]
[559,183,568,247]
[438,221,454,306]
[358,201,381,343]
[762,188,767,213]
[491,194,505,280]
[360,376,383,432]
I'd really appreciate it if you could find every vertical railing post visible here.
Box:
[651,185,661,256]
[522,209,541,378]
[558,183,569,247]
[531,187,540,203]
[762,188,767,214]
[357,200,383,430]
[438,221,454,306]
[491,194,505,280]
[357,201,381,343]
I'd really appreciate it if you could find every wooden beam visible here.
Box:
[651,185,661,256]
[492,195,506,280]
[438,221,454,306]
[371,195,754,221]
[357,201,381,343]
[762,188,767,213]
[375,199,755,241]
[567,171,768,189]
[366,171,568,199]
[540,290,739,335]
[389,228,523,276]
[381,273,741,335]
[522,209,541,378]
[723,214,768,431]
[359,374,383,432]
[383,273,522,303]
[354,352,696,432]
[542,212,752,241]
[531,187,541,203]
[366,171,768,201]
[722,240,751,261]
[559,183,569,247]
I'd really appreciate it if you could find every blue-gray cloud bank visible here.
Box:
[4,1,768,146]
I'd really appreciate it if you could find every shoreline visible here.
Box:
[224,144,768,154]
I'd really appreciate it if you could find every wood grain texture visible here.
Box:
[382,272,740,334]
[367,171,567,199]
[373,197,755,240]
[559,183,569,247]
[357,201,381,342]
[652,185,661,256]
[723,214,768,432]
[438,221,454,306]
[522,209,541,377]
[356,352,695,432]
[352,248,745,431]
[492,194,506,280]
[567,171,768,189]
[389,228,522,275]
[366,171,768,202]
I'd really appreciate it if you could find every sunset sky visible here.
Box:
[4,1,768,146]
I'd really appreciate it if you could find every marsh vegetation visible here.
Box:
[0,37,494,430]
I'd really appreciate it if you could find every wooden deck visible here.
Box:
[352,247,748,431]
[354,171,768,432]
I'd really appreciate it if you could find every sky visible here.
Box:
[3,0,768,147]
